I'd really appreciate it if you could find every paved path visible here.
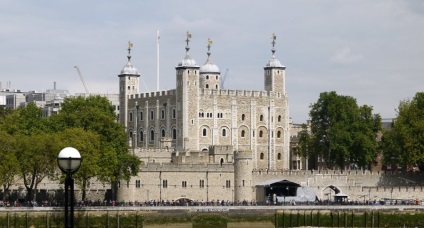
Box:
[0,205,423,212]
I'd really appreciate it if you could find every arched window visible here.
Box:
[260,153,264,160]
[260,114,264,121]
[140,111,143,121]
[241,114,245,121]
[222,128,226,137]
[278,115,282,122]
[220,158,224,166]
[150,110,154,120]
[129,113,133,122]
[150,130,154,141]
[161,129,165,137]
[202,128,207,136]
[129,131,133,139]
[206,84,209,89]
[161,110,165,119]
[172,129,177,140]
[241,130,245,138]
[277,153,282,160]
[277,131,281,138]
[259,130,263,138]
[206,75,209,80]
[140,130,144,141]
[215,85,218,89]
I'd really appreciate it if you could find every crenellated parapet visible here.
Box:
[140,162,234,172]
[200,89,286,98]
[129,89,176,99]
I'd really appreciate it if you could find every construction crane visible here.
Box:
[74,66,90,93]
[221,68,229,89]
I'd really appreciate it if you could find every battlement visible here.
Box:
[129,89,176,99]
[200,89,275,98]
[141,162,234,172]
[137,148,174,153]
[252,169,424,178]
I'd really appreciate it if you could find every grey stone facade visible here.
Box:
[116,34,290,203]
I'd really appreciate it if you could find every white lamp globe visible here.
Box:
[57,147,82,173]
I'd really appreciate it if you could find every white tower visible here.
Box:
[118,41,140,129]
[175,32,200,151]
[263,34,290,170]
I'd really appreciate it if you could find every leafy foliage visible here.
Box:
[0,130,19,192]
[382,92,424,170]
[300,91,381,169]
[52,96,140,183]
[0,96,140,201]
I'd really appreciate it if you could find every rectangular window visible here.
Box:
[172,109,176,119]
[129,112,133,122]
[163,180,168,188]
[182,181,187,188]
[226,180,231,188]
[140,111,143,121]
[135,180,141,188]
[150,110,154,120]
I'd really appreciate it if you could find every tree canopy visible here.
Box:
[0,96,140,201]
[299,91,381,170]
[382,92,424,170]
[51,96,141,183]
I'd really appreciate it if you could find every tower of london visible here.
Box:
[116,32,292,203]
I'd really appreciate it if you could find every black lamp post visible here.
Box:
[57,147,82,228]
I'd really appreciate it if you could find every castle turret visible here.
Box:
[264,33,286,95]
[175,32,200,151]
[118,41,140,129]
[234,150,253,203]
[263,34,290,170]
[199,39,221,90]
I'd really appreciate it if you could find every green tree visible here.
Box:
[304,91,381,170]
[0,103,56,201]
[382,92,424,170]
[52,96,140,199]
[56,128,102,201]
[296,124,312,157]
[15,133,58,201]
[0,106,12,119]
[0,103,51,135]
[0,130,19,196]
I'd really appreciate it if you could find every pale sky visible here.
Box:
[1,0,423,123]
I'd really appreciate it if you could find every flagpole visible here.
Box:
[156,28,160,91]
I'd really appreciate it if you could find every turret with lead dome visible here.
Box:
[199,39,221,90]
